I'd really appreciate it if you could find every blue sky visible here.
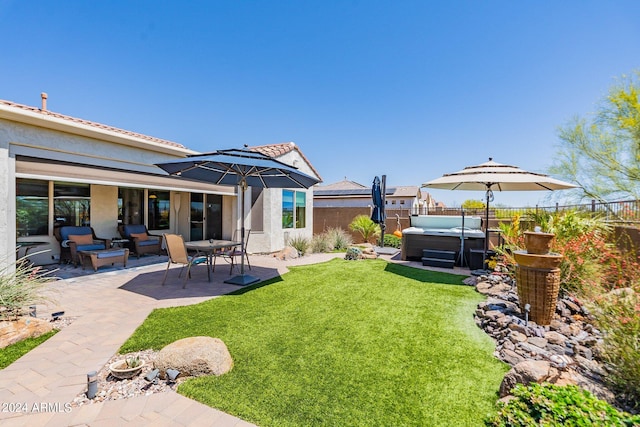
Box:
[1,1,639,207]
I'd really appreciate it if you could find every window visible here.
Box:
[54,182,90,227]
[118,188,144,225]
[148,190,170,230]
[282,190,306,229]
[16,179,49,236]
[295,191,306,228]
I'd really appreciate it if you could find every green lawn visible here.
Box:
[121,258,508,426]
[0,330,58,369]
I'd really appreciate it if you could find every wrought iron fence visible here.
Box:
[425,199,640,225]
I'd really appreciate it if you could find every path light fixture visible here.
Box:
[166,369,180,382]
[145,368,160,382]
[51,311,64,320]
[87,371,97,399]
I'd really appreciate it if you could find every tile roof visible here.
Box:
[249,142,322,182]
[317,179,368,190]
[0,99,187,149]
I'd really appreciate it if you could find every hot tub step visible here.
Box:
[422,249,456,260]
[421,257,455,269]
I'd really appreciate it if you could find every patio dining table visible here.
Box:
[185,239,241,282]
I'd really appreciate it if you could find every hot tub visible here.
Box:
[400,215,486,264]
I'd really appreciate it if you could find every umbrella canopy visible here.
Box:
[422,158,577,192]
[156,148,320,285]
[423,158,577,269]
[156,148,320,189]
[371,176,385,224]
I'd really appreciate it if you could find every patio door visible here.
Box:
[205,194,222,240]
[191,193,222,240]
[190,193,204,241]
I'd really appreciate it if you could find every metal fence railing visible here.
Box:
[424,199,640,226]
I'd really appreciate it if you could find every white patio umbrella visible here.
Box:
[422,158,577,267]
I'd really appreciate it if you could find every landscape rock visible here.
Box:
[499,361,557,397]
[155,336,233,378]
[274,246,299,261]
[0,317,54,348]
[473,273,616,405]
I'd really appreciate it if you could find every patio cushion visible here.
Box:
[96,249,126,259]
[69,234,94,245]
[130,232,148,241]
[59,226,94,241]
[122,224,148,238]
[76,243,107,251]
[137,239,158,247]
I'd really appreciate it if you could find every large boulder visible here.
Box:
[0,317,54,348]
[155,336,233,378]
[499,360,558,397]
[274,246,299,261]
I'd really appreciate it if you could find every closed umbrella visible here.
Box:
[422,158,577,268]
[156,148,320,285]
[371,175,386,247]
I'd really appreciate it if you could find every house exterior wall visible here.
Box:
[1,107,320,267]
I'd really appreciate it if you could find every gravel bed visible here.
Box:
[71,349,186,406]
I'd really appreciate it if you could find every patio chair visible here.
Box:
[118,224,163,258]
[54,226,112,267]
[219,229,251,275]
[161,233,207,288]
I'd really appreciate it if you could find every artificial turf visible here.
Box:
[120,258,508,426]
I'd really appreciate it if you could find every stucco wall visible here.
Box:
[91,185,119,239]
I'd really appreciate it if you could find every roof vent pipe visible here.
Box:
[40,92,48,111]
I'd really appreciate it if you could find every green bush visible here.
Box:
[348,215,380,243]
[287,235,310,256]
[485,383,640,427]
[344,247,362,260]
[383,234,402,248]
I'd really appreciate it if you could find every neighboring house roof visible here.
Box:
[315,181,421,199]
[249,142,322,182]
[316,179,368,191]
[0,98,188,151]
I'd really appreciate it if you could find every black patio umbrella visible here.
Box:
[370,176,386,246]
[156,148,320,285]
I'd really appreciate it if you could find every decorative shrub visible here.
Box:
[485,383,640,426]
[0,257,54,320]
[591,288,640,411]
[326,227,352,251]
[287,235,310,256]
[383,234,401,248]
[344,247,362,261]
[310,233,332,253]
[348,215,380,243]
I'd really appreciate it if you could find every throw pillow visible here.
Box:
[130,232,148,241]
[68,234,94,245]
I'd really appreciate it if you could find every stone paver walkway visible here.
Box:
[0,250,469,426]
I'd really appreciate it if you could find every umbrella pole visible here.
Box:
[482,187,491,272]
[225,181,259,286]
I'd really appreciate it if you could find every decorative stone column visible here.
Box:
[513,232,563,325]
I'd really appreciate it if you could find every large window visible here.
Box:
[282,190,306,229]
[148,190,170,230]
[54,182,90,227]
[118,188,144,225]
[16,179,49,236]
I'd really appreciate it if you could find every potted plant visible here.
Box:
[109,355,145,379]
